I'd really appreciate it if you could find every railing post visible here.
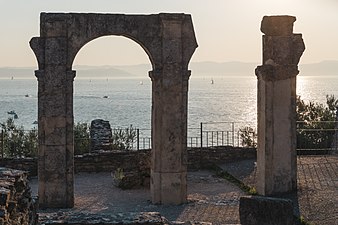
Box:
[232,122,235,146]
[200,122,203,168]
[211,131,214,147]
[200,122,203,148]
[137,129,140,151]
[1,130,3,159]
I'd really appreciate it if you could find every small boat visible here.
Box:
[103,95,109,98]
[7,110,16,115]
[25,94,31,97]
[139,81,143,85]
[32,121,38,125]
[210,79,214,84]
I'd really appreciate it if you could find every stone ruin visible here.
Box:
[28,13,307,223]
[30,12,198,208]
[90,119,112,151]
[0,168,38,225]
[255,16,305,195]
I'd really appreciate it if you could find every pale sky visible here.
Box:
[0,0,337,67]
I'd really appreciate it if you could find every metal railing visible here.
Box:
[296,121,338,153]
[3,120,337,159]
[0,122,257,158]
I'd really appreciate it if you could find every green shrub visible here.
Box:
[111,125,137,150]
[296,95,337,149]
[240,95,338,150]
[0,118,37,158]
[239,126,257,148]
[74,122,90,155]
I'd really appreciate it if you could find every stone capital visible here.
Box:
[261,15,296,36]
[148,70,162,82]
[35,70,45,81]
[66,70,76,81]
[255,65,299,81]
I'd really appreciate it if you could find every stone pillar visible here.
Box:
[35,37,75,208]
[149,15,190,204]
[255,16,305,195]
[90,119,112,151]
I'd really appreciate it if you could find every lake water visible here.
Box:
[0,75,337,132]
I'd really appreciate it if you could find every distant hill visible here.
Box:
[190,61,257,76]
[299,60,338,76]
[1,60,337,78]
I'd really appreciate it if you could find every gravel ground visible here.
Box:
[29,155,338,225]
[220,155,338,225]
[30,170,245,224]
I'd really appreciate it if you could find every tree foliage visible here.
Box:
[0,118,38,158]
[111,125,137,150]
[239,126,257,148]
[240,95,338,150]
[296,95,338,149]
[74,122,90,155]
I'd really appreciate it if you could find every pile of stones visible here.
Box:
[0,167,38,225]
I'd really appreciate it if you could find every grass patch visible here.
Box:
[294,216,312,225]
[206,163,257,195]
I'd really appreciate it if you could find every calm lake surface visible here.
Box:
[0,75,337,131]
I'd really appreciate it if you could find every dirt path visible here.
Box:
[30,170,245,224]
[30,155,337,224]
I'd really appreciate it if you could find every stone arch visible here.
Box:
[30,13,198,208]
[72,35,153,70]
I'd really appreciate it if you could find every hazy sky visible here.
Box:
[0,0,337,67]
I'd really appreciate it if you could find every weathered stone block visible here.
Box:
[0,167,38,225]
[31,13,198,207]
[239,196,294,225]
[261,15,296,36]
[90,119,112,151]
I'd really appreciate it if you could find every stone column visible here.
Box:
[149,15,190,204]
[35,36,75,208]
[255,16,305,195]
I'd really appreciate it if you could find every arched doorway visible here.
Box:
[30,13,197,208]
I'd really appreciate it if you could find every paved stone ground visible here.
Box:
[30,155,337,225]
[30,170,245,224]
[221,155,338,225]
[296,156,338,225]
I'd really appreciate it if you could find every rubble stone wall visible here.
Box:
[0,147,256,175]
[0,168,38,225]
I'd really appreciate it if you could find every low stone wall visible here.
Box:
[0,147,256,176]
[188,146,256,170]
[0,167,38,225]
[0,158,38,176]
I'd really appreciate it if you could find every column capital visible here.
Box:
[261,15,296,36]
[66,70,76,81]
[35,70,45,81]
[255,65,299,81]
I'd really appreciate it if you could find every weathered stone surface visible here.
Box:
[239,196,294,225]
[30,13,198,207]
[256,15,305,195]
[90,119,112,151]
[261,15,296,36]
[0,147,256,180]
[38,211,214,225]
[39,212,170,224]
[0,167,38,225]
